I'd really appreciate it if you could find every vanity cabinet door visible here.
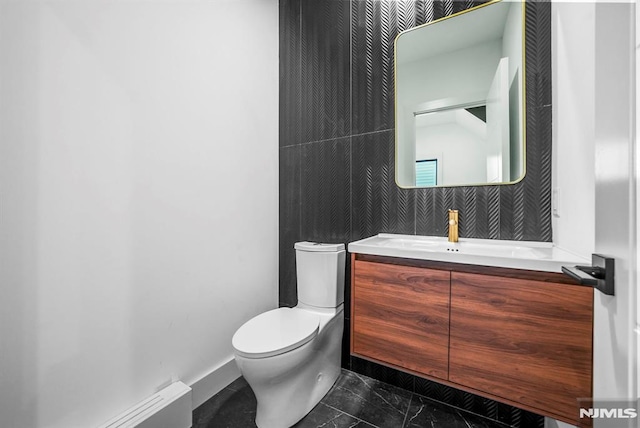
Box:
[449,272,593,423]
[352,260,450,380]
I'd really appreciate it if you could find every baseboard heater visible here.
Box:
[98,382,192,428]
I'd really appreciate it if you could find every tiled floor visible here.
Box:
[193,369,510,428]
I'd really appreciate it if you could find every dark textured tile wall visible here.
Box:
[301,0,351,142]
[351,130,416,240]
[279,1,551,427]
[279,0,552,302]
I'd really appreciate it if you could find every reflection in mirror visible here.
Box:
[395,0,524,188]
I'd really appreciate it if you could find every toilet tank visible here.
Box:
[294,242,345,308]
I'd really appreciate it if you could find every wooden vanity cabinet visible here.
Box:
[351,254,594,426]
[351,259,451,380]
[449,271,593,422]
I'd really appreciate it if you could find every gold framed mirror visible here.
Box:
[395,0,525,188]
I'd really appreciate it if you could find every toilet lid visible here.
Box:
[294,241,345,252]
[232,308,320,358]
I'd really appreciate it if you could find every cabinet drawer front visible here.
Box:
[449,272,593,423]
[352,260,450,379]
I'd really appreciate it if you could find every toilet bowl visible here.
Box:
[232,242,345,428]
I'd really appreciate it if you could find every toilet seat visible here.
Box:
[232,308,320,358]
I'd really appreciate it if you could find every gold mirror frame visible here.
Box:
[394,0,527,189]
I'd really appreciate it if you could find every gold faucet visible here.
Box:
[448,210,459,243]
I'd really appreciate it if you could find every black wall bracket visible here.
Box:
[562,254,615,296]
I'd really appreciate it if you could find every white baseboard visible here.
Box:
[97,382,192,428]
[189,357,240,409]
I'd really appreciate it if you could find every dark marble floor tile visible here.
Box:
[294,402,376,428]
[192,385,257,428]
[322,369,412,428]
[404,395,509,428]
[193,370,524,428]
[225,376,249,392]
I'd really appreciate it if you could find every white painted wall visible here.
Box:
[552,2,596,259]
[0,1,279,428]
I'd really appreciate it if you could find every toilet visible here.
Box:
[232,242,345,428]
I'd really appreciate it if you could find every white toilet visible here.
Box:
[232,242,345,428]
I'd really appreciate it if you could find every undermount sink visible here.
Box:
[348,234,588,273]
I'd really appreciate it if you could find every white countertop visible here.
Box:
[348,234,589,273]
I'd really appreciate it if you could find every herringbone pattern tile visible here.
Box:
[278,3,552,426]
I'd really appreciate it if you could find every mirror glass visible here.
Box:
[395,0,524,188]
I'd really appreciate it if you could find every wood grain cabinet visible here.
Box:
[351,259,451,380]
[449,271,593,423]
[351,254,594,426]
